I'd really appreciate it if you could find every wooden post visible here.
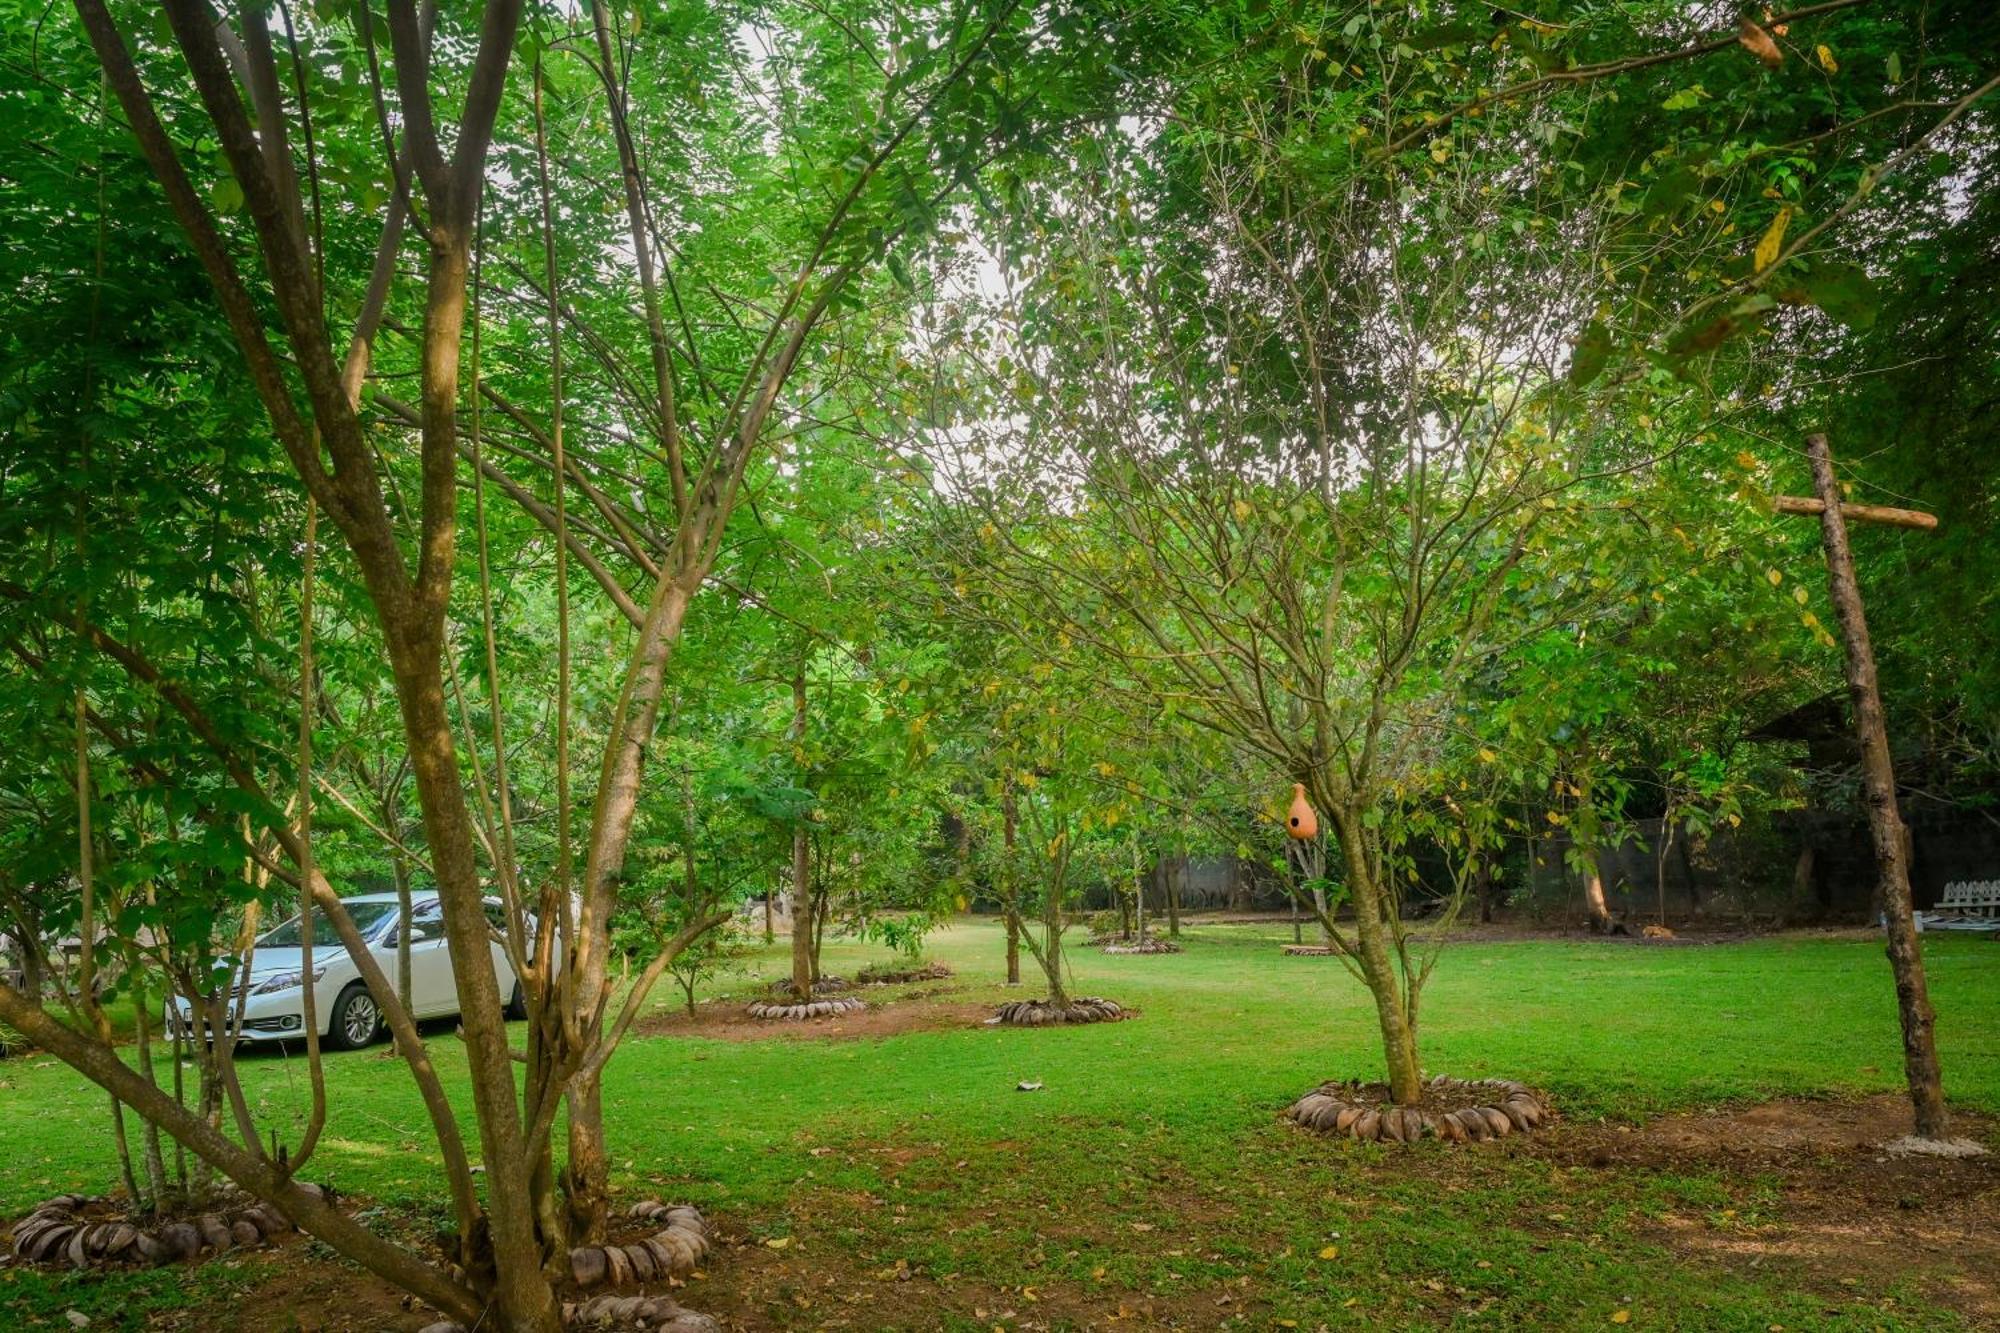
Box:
[1783,433,1948,1140]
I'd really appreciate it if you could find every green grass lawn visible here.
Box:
[2,918,1996,1330]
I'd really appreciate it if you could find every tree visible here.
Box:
[1,1,1151,1325]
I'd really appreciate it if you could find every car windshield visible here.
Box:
[258,901,401,950]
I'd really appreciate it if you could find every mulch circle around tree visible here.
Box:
[988,997,1129,1026]
[1283,1075,1553,1143]
[6,1182,328,1268]
[855,961,954,985]
[745,994,867,1020]
[1281,944,1338,956]
[1101,937,1182,955]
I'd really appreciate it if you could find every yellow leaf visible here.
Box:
[1816,44,1838,73]
[1766,568,1783,586]
[765,1236,791,1249]
[1792,585,1809,605]
[1477,748,1497,764]
[1610,1311,1632,1325]
[1319,1245,1340,1259]
[1754,207,1792,273]
[1232,499,1253,520]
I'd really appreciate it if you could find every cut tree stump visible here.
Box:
[1282,1075,1552,1144]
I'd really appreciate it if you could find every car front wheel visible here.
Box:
[324,983,384,1050]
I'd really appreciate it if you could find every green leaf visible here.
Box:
[1406,23,1486,52]
[211,176,244,215]
[1796,261,1879,329]
[1568,321,1612,386]
[1640,167,1700,218]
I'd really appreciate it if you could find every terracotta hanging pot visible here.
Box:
[1286,783,1318,839]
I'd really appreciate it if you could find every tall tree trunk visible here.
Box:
[1580,846,1614,933]
[1134,844,1148,944]
[789,672,813,1003]
[1807,432,1949,1141]
[1326,800,1422,1104]
[1654,814,1675,927]
[1794,842,1821,917]
[1002,776,1021,984]
[15,907,42,1000]
[1041,888,1067,1009]
[391,851,414,1030]
[567,574,698,1246]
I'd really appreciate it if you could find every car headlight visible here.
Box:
[250,967,325,996]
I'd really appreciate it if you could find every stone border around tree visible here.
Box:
[989,997,1128,1026]
[1283,1076,1552,1143]
[768,975,852,995]
[7,1183,327,1268]
[746,995,867,1021]
[568,1201,710,1290]
[856,961,954,985]
[1101,938,1182,955]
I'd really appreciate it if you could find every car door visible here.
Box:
[405,902,456,1016]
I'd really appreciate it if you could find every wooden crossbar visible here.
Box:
[1772,496,1938,532]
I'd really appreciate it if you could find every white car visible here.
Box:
[170,893,528,1050]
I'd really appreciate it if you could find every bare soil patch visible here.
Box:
[1500,1094,2000,1320]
